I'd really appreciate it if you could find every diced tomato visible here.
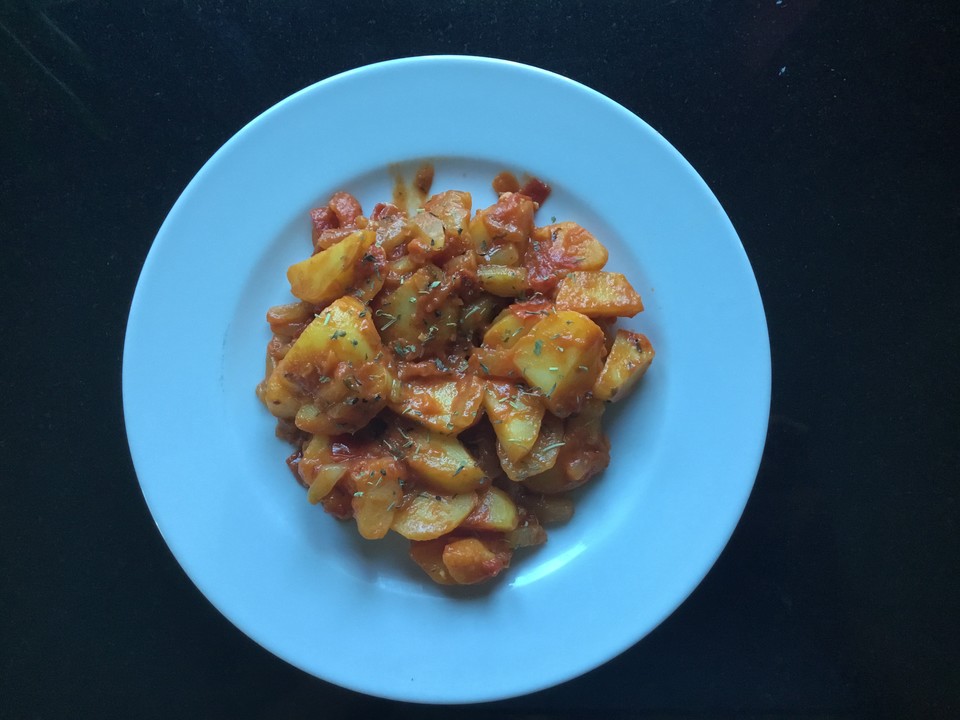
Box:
[371,202,405,222]
[328,191,363,227]
[310,207,338,243]
[519,177,551,205]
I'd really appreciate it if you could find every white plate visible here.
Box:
[123,56,770,703]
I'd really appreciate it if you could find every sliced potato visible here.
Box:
[279,295,381,368]
[554,271,644,318]
[483,381,545,463]
[374,265,458,359]
[408,211,446,254]
[477,264,528,297]
[350,457,403,539]
[460,487,519,532]
[388,374,485,435]
[482,309,538,350]
[375,215,417,254]
[266,301,314,339]
[484,243,522,267]
[287,229,375,304]
[301,435,350,504]
[409,538,457,585]
[292,358,391,435]
[391,492,477,540]
[404,427,488,494]
[261,296,386,428]
[498,412,564,482]
[471,346,521,380]
[424,190,471,240]
[593,330,655,402]
[510,310,605,416]
[441,536,512,584]
[523,400,610,494]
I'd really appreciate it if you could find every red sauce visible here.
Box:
[414,164,435,197]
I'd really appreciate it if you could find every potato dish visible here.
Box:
[257,172,654,585]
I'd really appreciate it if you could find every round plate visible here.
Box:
[123,56,770,703]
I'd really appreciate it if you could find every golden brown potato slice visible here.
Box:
[301,435,350,504]
[511,310,605,417]
[391,492,478,540]
[287,229,375,304]
[404,427,488,494]
[409,538,457,585]
[523,400,610,494]
[441,536,512,584]
[482,309,536,350]
[388,374,485,435]
[408,211,446,254]
[483,381,546,463]
[554,271,644,318]
[593,330,655,402]
[498,413,564,482]
[261,297,389,432]
[424,190,471,241]
[266,301,314,339]
[350,457,404,540]
[374,265,459,359]
[460,487,520,532]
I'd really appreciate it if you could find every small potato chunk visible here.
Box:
[301,435,350,504]
[483,381,545,463]
[498,413,564,482]
[261,297,388,432]
[391,492,478,540]
[408,212,446,254]
[477,264,528,297]
[554,271,644,318]
[482,309,539,350]
[266,301,314,339]
[511,310,605,417]
[274,295,381,371]
[350,457,403,540]
[409,538,457,585]
[388,374,485,435]
[460,487,520,532]
[374,265,458,359]
[442,537,512,585]
[424,190,471,242]
[525,222,609,293]
[404,427,488,494]
[593,330,655,402]
[287,229,375,304]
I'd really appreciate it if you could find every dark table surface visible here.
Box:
[2,1,958,718]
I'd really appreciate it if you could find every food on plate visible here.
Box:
[256,168,655,585]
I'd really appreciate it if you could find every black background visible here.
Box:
[2,1,958,718]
